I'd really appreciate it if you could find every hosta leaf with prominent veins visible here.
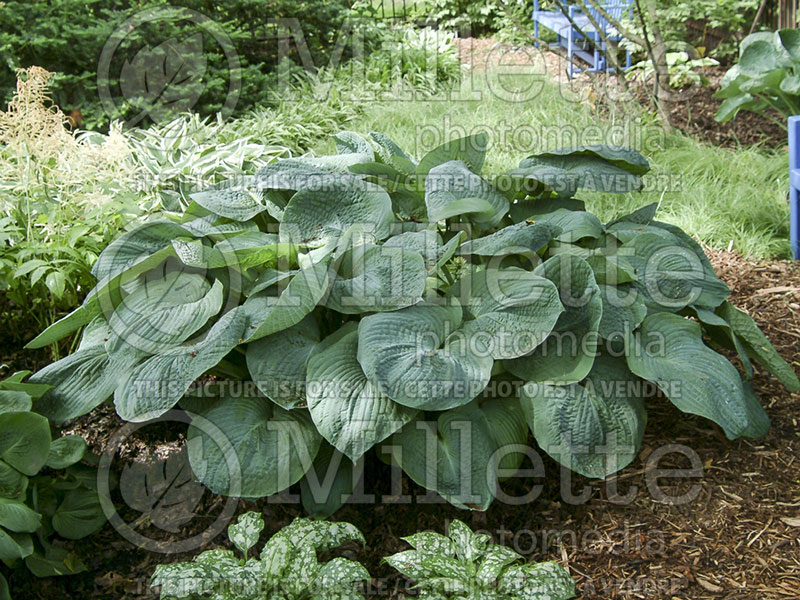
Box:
[597,283,647,342]
[242,260,332,342]
[625,313,769,439]
[386,402,497,510]
[190,187,265,221]
[520,352,647,478]
[325,243,426,314]
[246,315,320,410]
[452,267,563,360]
[306,329,417,461]
[114,307,247,422]
[506,255,602,384]
[623,233,730,311]
[425,161,508,228]
[383,230,464,272]
[717,301,800,391]
[91,221,192,282]
[106,271,223,355]
[31,345,142,423]
[279,178,393,246]
[357,304,493,410]
[416,132,488,178]
[460,221,560,257]
[183,393,321,498]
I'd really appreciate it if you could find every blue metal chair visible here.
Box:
[533,0,634,79]
[789,115,800,259]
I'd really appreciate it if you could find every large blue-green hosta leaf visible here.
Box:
[460,221,560,257]
[717,302,800,391]
[506,255,602,384]
[533,145,650,175]
[597,283,647,342]
[306,329,417,461]
[32,346,142,423]
[416,132,488,179]
[623,233,730,311]
[114,307,247,422]
[279,178,393,246]
[106,271,223,355]
[625,313,769,439]
[369,131,417,173]
[425,161,508,229]
[183,393,321,498]
[505,145,648,198]
[246,315,320,410]
[325,243,427,314]
[90,221,193,282]
[452,267,563,360]
[357,304,493,410]
[385,401,498,510]
[242,260,332,342]
[299,442,357,518]
[383,230,465,272]
[332,131,375,158]
[190,186,266,221]
[532,208,605,242]
[520,353,647,478]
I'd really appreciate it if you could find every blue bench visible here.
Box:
[533,0,634,79]
[789,115,800,258]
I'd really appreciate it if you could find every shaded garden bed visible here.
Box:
[6,249,800,600]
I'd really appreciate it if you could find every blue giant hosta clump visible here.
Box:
[27,131,799,513]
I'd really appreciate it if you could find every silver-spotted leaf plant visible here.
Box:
[152,512,369,600]
[26,129,799,514]
[385,519,576,600]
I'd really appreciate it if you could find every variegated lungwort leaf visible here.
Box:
[385,519,575,600]
[152,513,369,600]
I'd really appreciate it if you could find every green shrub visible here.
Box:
[385,519,575,600]
[0,0,355,130]
[151,512,370,600]
[427,0,532,38]
[715,29,800,126]
[26,129,798,513]
[620,0,761,61]
[0,372,105,593]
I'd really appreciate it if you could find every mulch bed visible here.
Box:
[6,249,800,600]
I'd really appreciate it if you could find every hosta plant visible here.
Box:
[385,519,575,600]
[716,29,800,125]
[27,129,799,513]
[0,372,105,596]
[151,512,369,599]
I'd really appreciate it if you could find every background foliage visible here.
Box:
[0,0,355,130]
